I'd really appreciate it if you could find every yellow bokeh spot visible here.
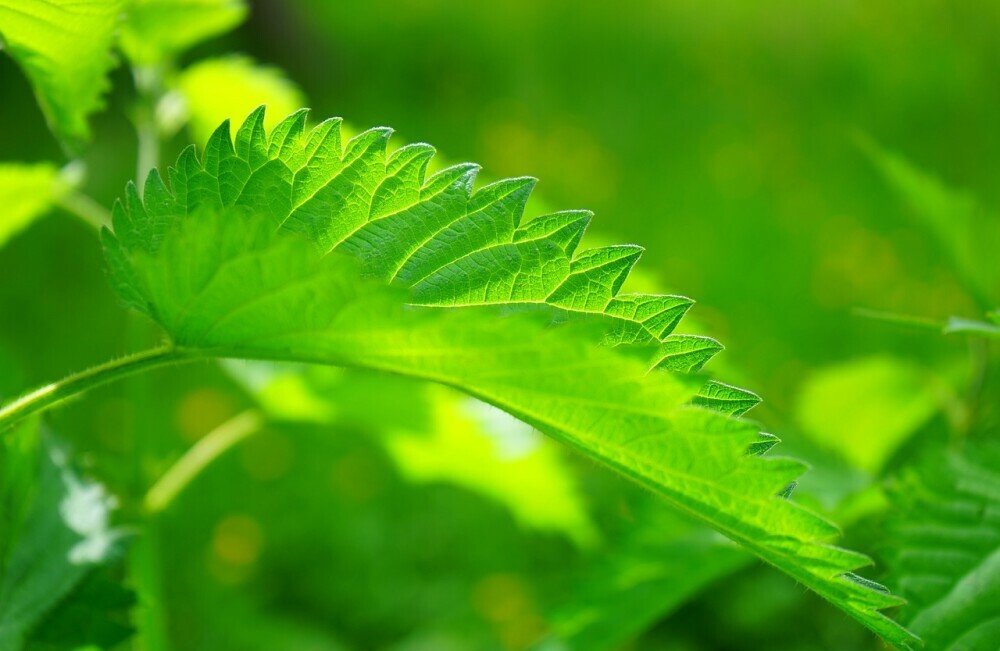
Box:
[211,514,263,567]
[175,388,234,442]
[471,573,545,650]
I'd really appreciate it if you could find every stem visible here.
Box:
[56,190,113,231]
[851,307,945,332]
[0,345,194,432]
[144,410,263,514]
[136,118,160,193]
[132,65,164,194]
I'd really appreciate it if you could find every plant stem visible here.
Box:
[851,307,945,332]
[0,345,194,432]
[55,190,113,231]
[144,409,263,514]
[132,65,164,194]
[136,118,160,193]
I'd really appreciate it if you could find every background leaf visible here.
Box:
[121,0,247,66]
[172,57,306,145]
[0,0,124,151]
[885,442,1000,649]
[795,356,946,474]
[0,426,125,651]
[0,164,63,250]
[861,137,1000,307]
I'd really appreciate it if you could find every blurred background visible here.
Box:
[1,1,997,649]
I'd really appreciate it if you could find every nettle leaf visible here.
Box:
[101,108,919,648]
[0,164,64,249]
[886,442,1000,648]
[0,0,124,150]
[121,0,247,66]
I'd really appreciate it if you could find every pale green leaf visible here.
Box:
[796,356,943,474]
[0,0,124,150]
[227,362,598,546]
[121,0,246,66]
[0,164,63,249]
[100,109,918,648]
[886,442,1000,650]
[173,57,305,145]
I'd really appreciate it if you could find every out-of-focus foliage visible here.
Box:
[863,138,1000,307]
[0,0,124,150]
[0,165,63,249]
[120,0,246,66]
[230,363,597,544]
[172,57,305,144]
[531,504,749,651]
[795,356,946,473]
[0,420,127,651]
[886,443,1000,648]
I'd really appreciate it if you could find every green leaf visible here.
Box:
[0,164,63,250]
[796,356,944,474]
[532,504,749,651]
[653,334,723,372]
[861,137,1000,305]
[886,442,1000,649]
[173,57,306,145]
[227,363,598,546]
[24,570,135,651]
[121,0,247,66]
[0,427,124,651]
[0,0,124,151]
[100,108,918,648]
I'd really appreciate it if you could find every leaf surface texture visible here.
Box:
[101,109,919,648]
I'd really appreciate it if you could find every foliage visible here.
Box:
[98,108,915,645]
[120,0,246,66]
[173,57,305,144]
[0,0,124,150]
[886,443,1000,648]
[0,420,126,651]
[0,165,63,248]
[1,2,998,650]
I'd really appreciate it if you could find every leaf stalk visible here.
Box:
[0,345,194,432]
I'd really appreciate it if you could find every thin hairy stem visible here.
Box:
[0,345,195,432]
